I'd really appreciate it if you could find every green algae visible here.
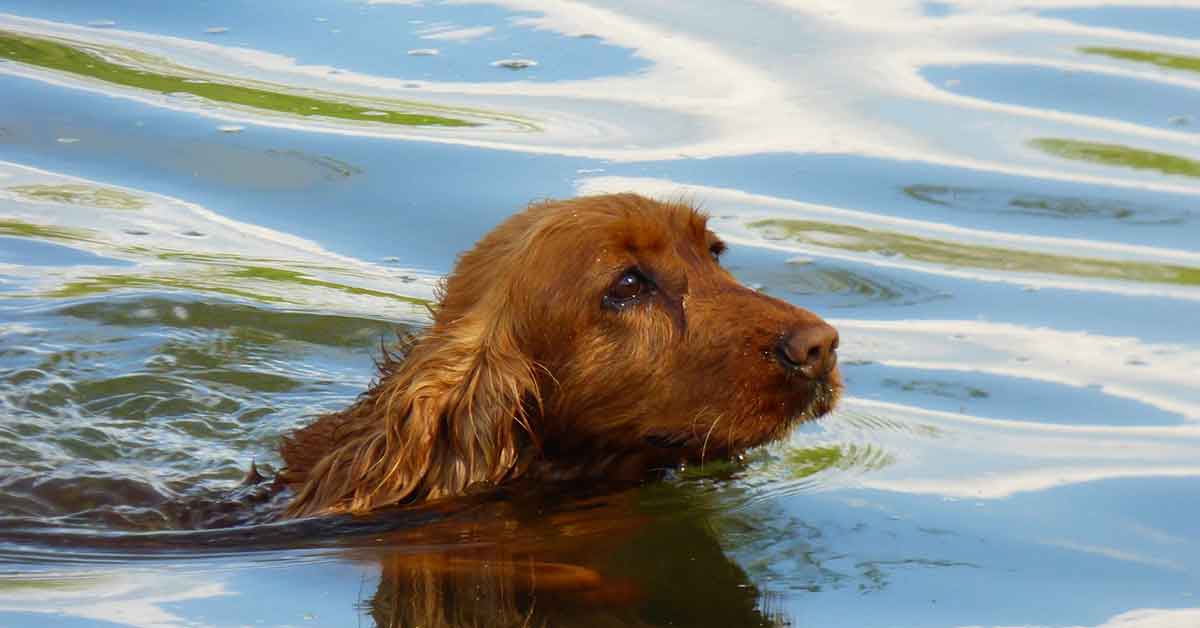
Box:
[1030,138,1200,178]
[749,219,1200,286]
[785,444,893,480]
[0,29,475,127]
[0,219,95,243]
[1080,46,1200,74]
[7,183,148,209]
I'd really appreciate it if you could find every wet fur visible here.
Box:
[279,194,842,517]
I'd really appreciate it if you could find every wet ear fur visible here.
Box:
[281,303,540,517]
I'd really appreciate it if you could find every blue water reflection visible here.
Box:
[3,0,646,82]
[1044,6,1200,40]
[925,64,1200,135]
[1,1,1199,627]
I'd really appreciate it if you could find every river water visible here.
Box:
[0,2,1198,627]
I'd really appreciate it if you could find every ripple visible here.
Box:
[1081,46,1200,75]
[925,63,1200,135]
[1031,138,1200,179]
[750,218,1200,286]
[903,184,1188,225]
[5,183,147,210]
[733,260,946,309]
[0,30,478,128]
[0,160,438,319]
[0,295,399,531]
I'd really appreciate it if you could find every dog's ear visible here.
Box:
[284,310,541,517]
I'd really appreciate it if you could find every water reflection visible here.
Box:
[1081,46,1200,75]
[0,570,232,628]
[363,489,780,628]
[579,175,1200,300]
[0,485,790,628]
[750,216,1200,286]
[1031,138,1200,179]
[902,183,1189,225]
[6,0,1200,195]
[1,1,1200,626]
[0,160,438,319]
[0,30,478,128]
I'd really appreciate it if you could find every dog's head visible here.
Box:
[283,193,841,515]
[440,193,841,463]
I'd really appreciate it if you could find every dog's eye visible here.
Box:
[611,271,644,300]
[604,269,648,309]
[709,240,726,263]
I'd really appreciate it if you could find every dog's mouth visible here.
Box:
[804,376,841,420]
[641,375,842,455]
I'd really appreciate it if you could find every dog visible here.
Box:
[278,193,841,517]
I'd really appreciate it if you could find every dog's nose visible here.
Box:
[776,323,839,378]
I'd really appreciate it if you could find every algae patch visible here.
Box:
[785,444,894,480]
[0,29,475,127]
[7,184,148,210]
[749,219,1200,286]
[0,219,95,243]
[1030,138,1200,179]
[1080,47,1200,75]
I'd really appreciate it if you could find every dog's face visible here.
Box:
[281,193,844,515]
[450,194,842,467]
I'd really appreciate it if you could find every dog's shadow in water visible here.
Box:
[357,484,782,628]
[0,480,785,627]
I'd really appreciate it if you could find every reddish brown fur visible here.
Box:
[279,194,842,517]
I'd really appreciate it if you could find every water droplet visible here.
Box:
[56,137,80,144]
[172,305,190,321]
[166,92,204,102]
[144,354,177,368]
[87,20,117,28]
[217,125,245,133]
[490,58,538,70]
[407,48,440,56]
[205,26,230,34]
[359,110,389,117]
[314,17,328,22]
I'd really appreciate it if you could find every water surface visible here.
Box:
[1,1,1198,627]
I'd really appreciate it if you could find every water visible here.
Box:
[1,1,1198,626]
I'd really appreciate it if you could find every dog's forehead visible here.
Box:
[604,201,710,254]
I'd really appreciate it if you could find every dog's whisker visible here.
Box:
[700,414,723,467]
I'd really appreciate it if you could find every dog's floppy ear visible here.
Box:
[283,306,541,517]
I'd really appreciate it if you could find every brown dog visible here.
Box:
[279,193,841,517]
